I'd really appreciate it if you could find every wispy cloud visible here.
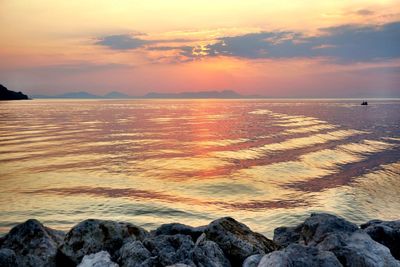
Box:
[95,34,193,50]
[95,34,150,50]
[355,9,374,16]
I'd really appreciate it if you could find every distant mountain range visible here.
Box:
[32,90,262,99]
[0,84,29,100]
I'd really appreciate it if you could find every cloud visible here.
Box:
[182,21,400,63]
[95,34,150,50]
[95,34,193,51]
[356,9,374,16]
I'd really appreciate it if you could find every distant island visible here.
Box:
[31,90,262,99]
[0,84,29,100]
[143,90,257,99]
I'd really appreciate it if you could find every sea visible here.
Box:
[0,99,399,237]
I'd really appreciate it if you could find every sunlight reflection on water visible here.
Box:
[0,99,399,236]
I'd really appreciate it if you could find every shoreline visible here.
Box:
[0,212,399,267]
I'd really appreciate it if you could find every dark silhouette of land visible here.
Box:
[0,84,29,100]
[32,91,102,99]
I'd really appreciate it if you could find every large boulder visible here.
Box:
[204,217,278,266]
[258,243,342,267]
[317,230,400,267]
[0,248,17,267]
[300,213,358,245]
[77,251,119,267]
[117,240,156,267]
[361,219,400,260]
[273,224,303,247]
[143,234,195,266]
[192,233,230,267]
[272,213,400,266]
[59,219,148,264]
[152,223,205,241]
[0,219,64,267]
[273,213,359,247]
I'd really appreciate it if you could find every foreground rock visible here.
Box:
[258,243,342,267]
[59,219,148,264]
[117,240,155,267]
[274,213,358,247]
[152,223,205,241]
[205,217,278,266]
[361,219,400,260]
[0,219,64,266]
[242,254,263,267]
[1,213,400,267]
[77,251,118,267]
[192,233,231,267]
[143,234,195,266]
[274,213,400,267]
[317,230,399,267]
[0,248,17,267]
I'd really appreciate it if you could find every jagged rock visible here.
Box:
[0,219,64,267]
[143,234,195,266]
[317,230,400,267]
[2,215,400,267]
[273,224,303,247]
[77,251,119,267]
[361,219,400,260]
[204,217,278,266]
[193,233,230,267]
[152,223,205,241]
[117,240,156,267]
[0,248,17,267]
[242,254,263,267]
[60,219,148,264]
[301,213,358,245]
[258,243,342,267]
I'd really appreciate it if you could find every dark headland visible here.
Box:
[0,213,399,267]
[0,84,29,100]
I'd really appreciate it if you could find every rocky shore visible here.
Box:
[0,213,399,267]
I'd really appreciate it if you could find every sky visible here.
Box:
[0,0,400,97]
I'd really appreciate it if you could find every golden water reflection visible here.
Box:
[0,99,399,236]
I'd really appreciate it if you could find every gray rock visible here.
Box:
[273,224,302,247]
[0,219,64,267]
[204,217,278,266]
[143,234,195,266]
[301,213,358,245]
[317,230,400,267]
[60,219,148,264]
[166,264,192,267]
[77,251,119,267]
[152,223,205,241]
[258,243,342,267]
[361,219,400,260]
[117,240,156,267]
[242,254,263,267]
[0,248,17,267]
[193,234,231,267]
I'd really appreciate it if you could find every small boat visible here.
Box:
[361,101,368,105]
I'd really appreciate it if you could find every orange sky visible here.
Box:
[0,0,399,97]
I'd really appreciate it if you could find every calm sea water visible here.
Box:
[0,99,399,237]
